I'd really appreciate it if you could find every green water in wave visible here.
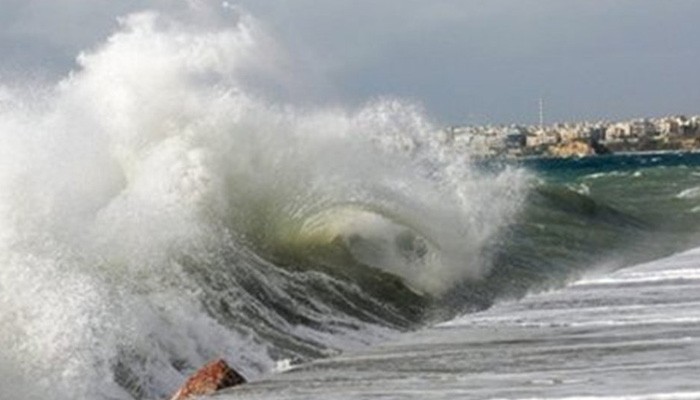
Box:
[442,152,700,315]
[221,153,700,325]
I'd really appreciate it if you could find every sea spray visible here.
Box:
[0,7,528,400]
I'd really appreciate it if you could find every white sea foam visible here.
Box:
[506,392,700,400]
[575,268,700,285]
[676,186,700,199]
[442,246,700,331]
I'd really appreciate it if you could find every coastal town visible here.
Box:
[442,114,700,158]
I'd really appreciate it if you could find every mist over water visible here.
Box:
[0,7,528,399]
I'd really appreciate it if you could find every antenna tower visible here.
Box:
[539,97,544,130]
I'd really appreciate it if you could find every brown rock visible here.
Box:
[169,359,246,400]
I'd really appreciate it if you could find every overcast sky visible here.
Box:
[1,0,699,125]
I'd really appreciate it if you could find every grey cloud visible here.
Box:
[1,0,699,124]
[0,0,149,74]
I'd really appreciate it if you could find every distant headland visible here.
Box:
[442,115,700,158]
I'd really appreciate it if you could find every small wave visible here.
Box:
[676,186,700,199]
[583,171,625,180]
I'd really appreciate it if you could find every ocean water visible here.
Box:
[224,246,700,400]
[1,6,700,400]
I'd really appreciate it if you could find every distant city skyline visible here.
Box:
[1,0,699,125]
